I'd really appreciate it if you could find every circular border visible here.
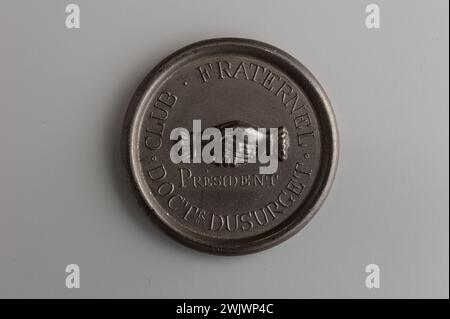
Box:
[123,38,339,255]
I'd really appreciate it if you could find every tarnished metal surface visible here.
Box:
[123,38,338,255]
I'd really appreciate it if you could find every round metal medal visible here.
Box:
[124,38,338,255]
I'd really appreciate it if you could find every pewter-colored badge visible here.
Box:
[123,38,338,254]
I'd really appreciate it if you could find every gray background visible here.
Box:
[0,0,448,298]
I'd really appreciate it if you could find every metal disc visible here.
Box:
[123,38,338,255]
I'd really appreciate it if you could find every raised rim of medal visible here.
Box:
[126,38,339,255]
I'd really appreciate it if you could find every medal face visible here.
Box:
[123,38,338,255]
